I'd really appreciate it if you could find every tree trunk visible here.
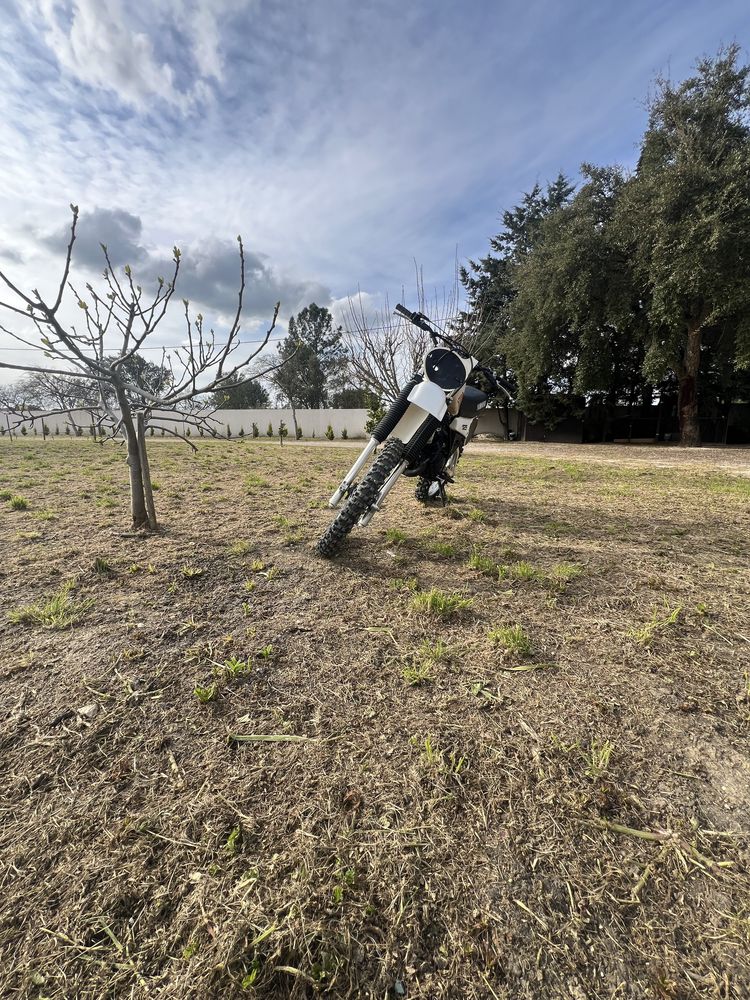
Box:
[136,413,158,530]
[654,395,663,443]
[289,400,299,439]
[677,321,702,447]
[115,385,150,529]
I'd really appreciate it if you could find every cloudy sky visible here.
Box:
[1,0,748,381]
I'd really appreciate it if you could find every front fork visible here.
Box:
[328,437,378,507]
[358,459,407,526]
[328,438,408,522]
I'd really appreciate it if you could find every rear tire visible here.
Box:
[317,438,406,558]
[415,477,432,503]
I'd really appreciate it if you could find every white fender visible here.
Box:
[407,380,448,420]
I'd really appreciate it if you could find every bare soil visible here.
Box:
[1,437,749,999]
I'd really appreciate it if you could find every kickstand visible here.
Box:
[438,480,448,506]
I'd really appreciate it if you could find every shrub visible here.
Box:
[266,422,273,438]
[325,424,335,441]
[252,422,259,438]
[365,401,386,434]
[239,427,245,438]
[226,425,231,438]
[75,427,83,437]
[161,428,165,436]
[278,421,288,439]
[42,424,50,436]
[311,429,316,438]
[341,427,348,440]
[149,426,154,436]
[55,427,60,436]
[9,495,29,510]
[20,427,27,436]
[186,427,191,437]
[296,425,303,439]
[65,426,71,435]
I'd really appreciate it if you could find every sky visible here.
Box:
[1,0,749,383]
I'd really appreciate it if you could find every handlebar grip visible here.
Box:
[394,303,414,321]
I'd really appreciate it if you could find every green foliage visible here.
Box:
[273,304,346,409]
[365,401,386,434]
[210,375,270,409]
[462,48,750,441]
[266,422,273,438]
[252,422,259,438]
[8,494,28,510]
[325,424,334,440]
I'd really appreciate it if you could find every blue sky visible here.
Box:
[1,0,749,377]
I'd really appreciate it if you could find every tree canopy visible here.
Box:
[462,46,750,444]
[210,374,270,409]
[273,304,346,409]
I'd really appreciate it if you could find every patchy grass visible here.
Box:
[0,437,749,1000]
[8,579,93,629]
[488,623,532,656]
[411,587,474,617]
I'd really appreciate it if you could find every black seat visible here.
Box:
[459,385,488,418]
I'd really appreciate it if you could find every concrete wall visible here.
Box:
[0,407,369,439]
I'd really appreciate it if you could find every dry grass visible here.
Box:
[0,437,749,999]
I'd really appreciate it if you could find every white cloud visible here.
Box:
[3,0,749,388]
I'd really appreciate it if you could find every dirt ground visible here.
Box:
[1,437,748,1000]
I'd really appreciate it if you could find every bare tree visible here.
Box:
[0,205,281,529]
[340,266,464,402]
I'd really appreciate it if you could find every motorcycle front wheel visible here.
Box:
[317,438,406,558]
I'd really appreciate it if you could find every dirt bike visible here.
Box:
[317,304,511,557]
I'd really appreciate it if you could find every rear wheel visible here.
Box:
[415,477,437,502]
[317,438,406,558]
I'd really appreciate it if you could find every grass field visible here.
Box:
[1,437,749,999]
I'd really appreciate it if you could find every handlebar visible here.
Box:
[394,304,514,401]
[394,303,435,334]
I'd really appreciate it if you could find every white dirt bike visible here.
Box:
[317,304,511,557]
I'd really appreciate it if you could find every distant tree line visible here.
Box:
[460,46,750,446]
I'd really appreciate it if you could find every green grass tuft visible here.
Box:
[9,580,93,630]
[411,588,473,617]
[488,624,532,656]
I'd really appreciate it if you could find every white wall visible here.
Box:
[1,406,516,441]
[0,407,369,439]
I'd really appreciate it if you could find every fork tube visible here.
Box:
[328,437,378,507]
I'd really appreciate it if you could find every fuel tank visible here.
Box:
[458,385,488,418]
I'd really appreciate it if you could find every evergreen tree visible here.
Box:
[615,46,750,445]
[274,304,346,409]
[210,374,270,409]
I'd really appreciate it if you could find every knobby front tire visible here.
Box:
[317,438,406,558]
